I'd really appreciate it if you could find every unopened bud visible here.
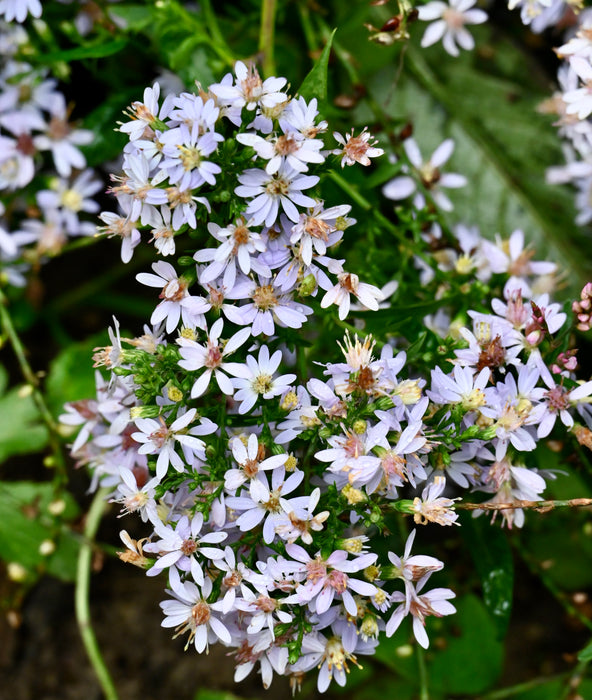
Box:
[18,384,33,398]
[352,419,367,435]
[364,564,380,582]
[48,499,66,516]
[39,540,55,556]
[298,274,317,297]
[130,405,161,419]
[342,483,366,504]
[167,386,183,402]
[7,562,28,582]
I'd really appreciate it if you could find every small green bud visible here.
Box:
[297,274,317,297]
[130,405,161,419]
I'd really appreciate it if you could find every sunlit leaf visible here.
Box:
[0,481,80,581]
[298,28,337,103]
[0,385,48,462]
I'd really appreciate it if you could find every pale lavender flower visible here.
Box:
[385,579,456,647]
[231,345,297,415]
[144,512,227,581]
[383,138,467,212]
[418,0,488,57]
[235,163,318,227]
[178,318,251,398]
[226,467,305,543]
[160,567,231,653]
[210,60,288,113]
[224,433,288,491]
[132,408,216,480]
[136,261,210,333]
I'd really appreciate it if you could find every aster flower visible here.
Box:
[136,261,210,333]
[320,272,384,320]
[32,94,93,178]
[231,345,297,415]
[118,82,174,141]
[0,0,42,23]
[225,467,305,543]
[194,218,271,290]
[160,567,231,653]
[224,433,288,491]
[283,544,377,616]
[385,579,456,647]
[143,512,227,581]
[235,163,319,227]
[418,0,488,57]
[97,201,142,264]
[224,276,313,337]
[332,127,384,167]
[177,318,251,398]
[210,60,288,113]
[236,129,325,174]
[413,476,459,526]
[132,408,216,480]
[382,138,467,212]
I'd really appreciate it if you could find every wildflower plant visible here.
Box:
[63,44,592,698]
[2,1,592,699]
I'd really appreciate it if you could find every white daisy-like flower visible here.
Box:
[209,60,288,112]
[418,0,488,57]
[320,272,384,320]
[383,138,467,212]
[177,317,251,398]
[332,127,384,167]
[231,345,297,415]
[235,163,319,227]
[136,260,210,333]
[0,0,42,23]
[160,567,231,653]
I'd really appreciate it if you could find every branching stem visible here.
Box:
[75,488,119,700]
[0,287,67,488]
[456,497,592,512]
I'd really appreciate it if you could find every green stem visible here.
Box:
[559,657,590,700]
[0,287,67,488]
[297,2,317,54]
[75,488,119,700]
[417,644,429,700]
[200,0,235,67]
[259,0,277,77]
[477,673,567,699]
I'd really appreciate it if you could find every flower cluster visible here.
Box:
[538,9,592,226]
[62,60,592,693]
[0,20,101,286]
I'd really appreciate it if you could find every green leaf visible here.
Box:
[107,3,154,32]
[428,594,504,695]
[578,638,592,662]
[194,690,254,700]
[46,334,104,417]
[0,385,48,462]
[30,38,128,64]
[297,28,337,103]
[461,513,514,637]
[361,29,590,291]
[0,481,80,581]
